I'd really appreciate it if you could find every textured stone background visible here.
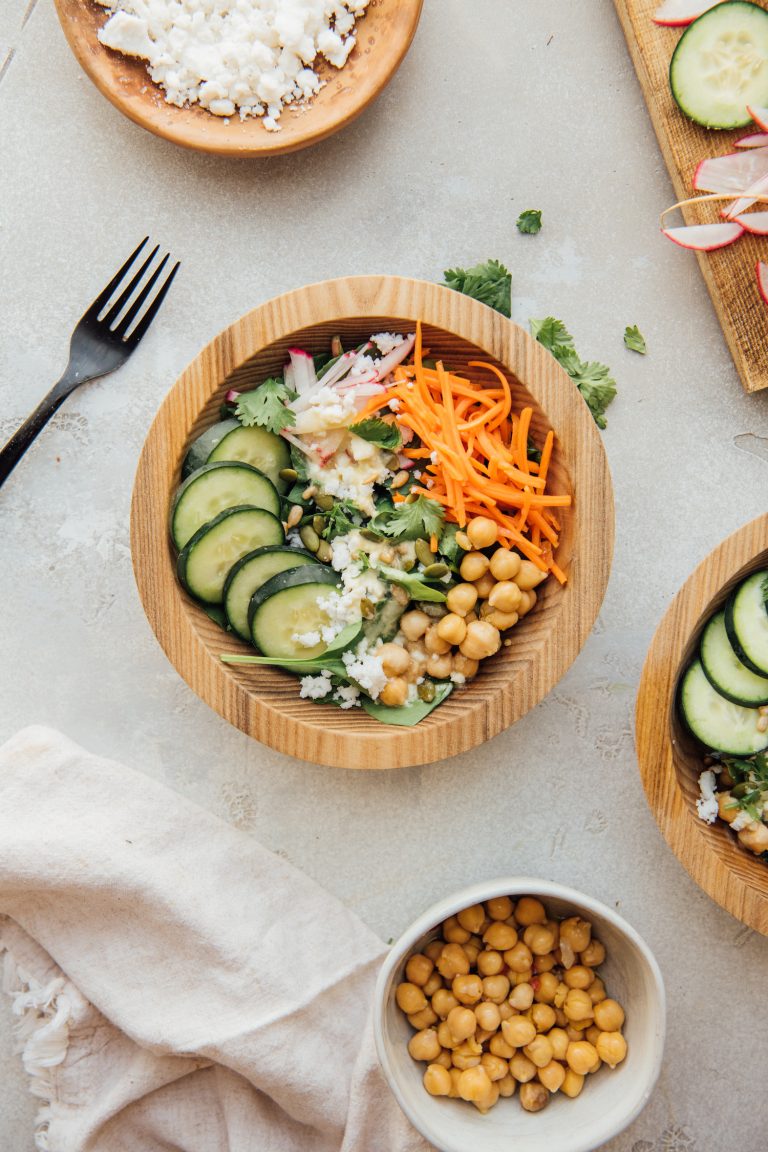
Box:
[1,1,767,1149]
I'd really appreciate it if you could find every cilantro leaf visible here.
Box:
[235,377,295,435]
[438,523,462,566]
[530,317,617,430]
[443,260,511,318]
[348,418,401,452]
[624,325,647,355]
[322,500,363,540]
[516,209,542,235]
[375,496,445,541]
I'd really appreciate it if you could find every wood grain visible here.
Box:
[613,0,768,392]
[53,0,422,156]
[130,276,614,769]
[636,513,768,934]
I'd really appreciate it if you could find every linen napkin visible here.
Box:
[0,727,431,1152]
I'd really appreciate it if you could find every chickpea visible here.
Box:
[561,1069,585,1098]
[467,516,498,549]
[379,677,408,707]
[399,610,431,641]
[553,982,569,1009]
[396,982,427,1014]
[560,917,592,953]
[717,792,738,824]
[565,1041,599,1075]
[516,559,548,591]
[509,982,535,1011]
[478,1052,508,1082]
[474,1000,501,1032]
[594,999,625,1032]
[459,551,490,582]
[524,1034,554,1069]
[423,1063,452,1096]
[434,1047,453,1070]
[498,1073,517,1097]
[437,943,470,979]
[473,1081,500,1113]
[517,589,537,617]
[422,972,443,997]
[460,619,501,661]
[498,1000,515,1022]
[488,580,523,614]
[519,1081,549,1113]
[474,572,496,599]
[485,609,520,632]
[486,895,513,920]
[442,916,471,944]
[405,652,428,684]
[523,924,557,956]
[489,1033,516,1059]
[407,1006,438,1030]
[563,965,593,990]
[596,1031,627,1069]
[456,904,485,934]
[424,939,445,963]
[534,952,556,973]
[448,1067,463,1098]
[533,972,559,1004]
[509,1051,537,1083]
[511,968,534,986]
[554,1008,569,1028]
[587,977,607,1005]
[514,897,547,926]
[437,1021,458,1050]
[538,1060,566,1094]
[505,941,534,973]
[739,821,768,852]
[463,938,481,965]
[424,625,451,655]
[432,988,459,1018]
[446,583,478,617]
[452,1038,483,1070]
[489,547,522,582]
[580,939,606,968]
[564,988,594,1023]
[477,949,503,976]
[548,1027,570,1061]
[502,1016,537,1048]
[446,1006,477,1043]
[457,1065,492,1103]
[566,1025,586,1041]
[378,642,411,677]
[531,1003,557,1033]
[405,953,434,987]
[434,612,466,646]
[408,1028,442,1062]
[482,974,510,1003]
[452,974,483,1005]
[426,652,453,680]
[452,652,480,680]
[483,921,518,950]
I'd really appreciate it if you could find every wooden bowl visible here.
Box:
[53,0,422,156]
[636,513,768,934]
[130,275,614,769]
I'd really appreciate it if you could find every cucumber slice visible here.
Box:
[178,507,284,604]
[171,462,280,550]
[679,660,768,754]
[725,570,768,675]
[700,610,768,705]
[182,419,240,478]
[670,2,768,129]
[249,565,340,659]
[207,425,291,495]
[223,546,317,641]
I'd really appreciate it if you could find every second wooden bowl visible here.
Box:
[636,513,768,934]
[130,276,614,768]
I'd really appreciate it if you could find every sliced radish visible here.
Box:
[724,171,768,218]
[652,0,724,25]
[756,261,768,306]
[662,222,745,250]
[287,348,317,396]
[733,211,768,235]
[373,332,416,380]
[694,147,768,194]
[747,105,768,132]
[735,132,768,148]
[224,388,240,404]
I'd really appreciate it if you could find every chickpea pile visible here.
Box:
[395,895,627,1115]
[379,517,548,708]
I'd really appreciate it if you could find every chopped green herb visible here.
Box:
[438,523,462,566]
[322,500,363,540]
[375,495,445,542]
[443,260,512,318]
[348,417,402,452]
[624,325,647,355]
[236,378,296,436]
[530,317,617,429]
[516,209,543,235]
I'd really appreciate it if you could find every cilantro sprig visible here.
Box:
[530,317,617,429]
[443,260,512,319]
[373,495,445,541]
[348,418,401,452]
[624,325,647,355]
[516,209,542,235]
[235,378,296,435]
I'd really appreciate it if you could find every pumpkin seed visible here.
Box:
[279,467,299,482]
[312,515,326,535]
[423,562,449,580]
[299,525,320,553]
[316,540,333,564]
[417,681,436,703]
[415,539,433,567]
[315,493,334,511]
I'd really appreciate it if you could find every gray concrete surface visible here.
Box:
[1,1,767,1149]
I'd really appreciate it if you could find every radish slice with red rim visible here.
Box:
[733,211,768,235]
[747,106,768,132]
[662,222,745,250]
[694,147,768,194]
[652,0,724,25]
[756,261,768,306]
[735,133,768,148]
[724,171,768,218]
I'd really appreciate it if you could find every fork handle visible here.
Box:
[0,379,71,489]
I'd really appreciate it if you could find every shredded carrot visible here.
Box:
[430,533,439,553]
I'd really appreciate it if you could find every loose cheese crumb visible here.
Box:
[299,672,333,699]
[695,769,719,825]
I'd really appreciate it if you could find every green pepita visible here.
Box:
[299,525,320,553]
[418,681,436,703]
[279,467,299,482]
[423,562,449,580]
[415,539,433,567]
[315,493,334,511]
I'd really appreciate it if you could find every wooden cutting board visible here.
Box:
[613,0,768,392]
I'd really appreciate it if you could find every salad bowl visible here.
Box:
[130,275,614,768]
[636,512,768,935]
[53,0,422,156]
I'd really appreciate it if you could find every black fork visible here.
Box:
[0,237,180,489]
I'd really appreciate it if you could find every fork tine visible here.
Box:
[124,261,180,348]
[102,244,160,327]
[83,236,149,320]
[113,253,168,339]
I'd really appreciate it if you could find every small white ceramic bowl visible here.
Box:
[374,878,665,1152]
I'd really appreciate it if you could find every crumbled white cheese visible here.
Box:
[388,398,401,412]
[450,672,466,684]
[342,639,387,699]
[696,770,719,825]
[299,672,333,700]
[292,629,321,648]
[731,809,753,832]
[371,332,405,356]
[334,683,361,709]
[292,386,357,435]
[96,0,369,126]
[306,442,388,516]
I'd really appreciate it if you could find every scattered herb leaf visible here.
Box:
[348,418,402,452]
[624,325,647,355]
[516,209,543,235]
[443,260,512,318]
[530,317,617,429]
[322,500,363,540]
[374,495,445,541]
[236,378,296,436]
[438,523,462,566]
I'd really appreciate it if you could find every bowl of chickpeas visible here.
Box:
[374,879,665,1152]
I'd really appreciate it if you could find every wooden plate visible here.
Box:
[636,514,768,934]
[53,0,422,156]
[130,276,614,769]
